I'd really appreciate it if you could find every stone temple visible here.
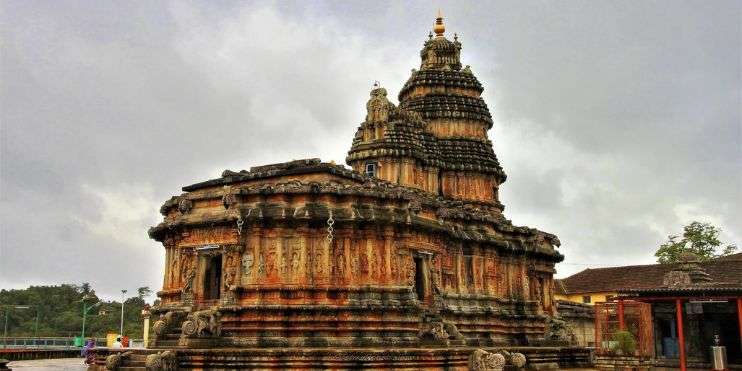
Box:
[92,14,590,371]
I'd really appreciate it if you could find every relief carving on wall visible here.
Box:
[179,227,237,247]
[351,245,360,278]
[265,242,278,277]
[333,242,346,282]
[533,277,543,307]
[314,243,325,277]
[404,255,415,285]
[241,251,254,277]
[375,246,384,280]
[181,262,196,305]
[281,241,290,276]
[483,258,496,294]
[223,246,242,294]
[472,256,481,291]
[441,253,455,290]
[360,250,369,276]
[430,254,441,291]
[291,244,301,278]
[257,250,266,277]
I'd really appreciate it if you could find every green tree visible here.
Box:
[136,287,152,300]
[655,221,737,264]
[0,283,151,338]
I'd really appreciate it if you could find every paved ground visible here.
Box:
[7,358,87,370]
[4,359,603,371]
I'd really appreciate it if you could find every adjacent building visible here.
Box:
[557,253,742,370]
[555,253,742,305]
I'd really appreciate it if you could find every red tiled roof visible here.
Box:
[556,258,742,294]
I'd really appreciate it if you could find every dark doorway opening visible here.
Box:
[414,256,425,301]
[203,255,222,300]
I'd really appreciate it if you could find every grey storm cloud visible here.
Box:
[1,0,739,300]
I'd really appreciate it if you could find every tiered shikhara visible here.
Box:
[143,14,565,370]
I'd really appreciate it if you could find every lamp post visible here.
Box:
[34,307,39,340]
[120,290,127,337]
[2,309,7,349]
[80,296,100,341]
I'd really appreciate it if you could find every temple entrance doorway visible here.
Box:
[203,254,222,301]
[414,256,426,301]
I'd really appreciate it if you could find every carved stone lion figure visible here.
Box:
[152,312,174,338]
[105,354,122,370]
[510,352,527,368]
[105,351,132,370]
[468,349,505,371]
[145,350,177,371]
[181,310,222,338]
[442,321,464,340]
[493,350,527,369]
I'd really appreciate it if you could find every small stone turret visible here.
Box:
[662,252,715,287]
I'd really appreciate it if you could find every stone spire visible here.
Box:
[348,15,506,205]
[399,15,505,203]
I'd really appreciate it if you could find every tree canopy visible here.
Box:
[0,283,153,338]
[655,221,737,264]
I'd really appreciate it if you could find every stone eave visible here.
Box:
[149,201,563,262]
[347,143,506,179]
[619,285,742,297]
[399,69,484,99]
[182,159,364,192]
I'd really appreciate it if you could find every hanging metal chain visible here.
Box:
[236,217,244,235]
[325,209,335,244]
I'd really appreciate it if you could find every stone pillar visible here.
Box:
[142,309,150,348]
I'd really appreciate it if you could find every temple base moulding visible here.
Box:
[89,346,592,370]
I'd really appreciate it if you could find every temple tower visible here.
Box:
[348,13,506,206]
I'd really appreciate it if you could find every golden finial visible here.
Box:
[433,9,445,37]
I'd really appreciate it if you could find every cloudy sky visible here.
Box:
[1,1,740,301]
